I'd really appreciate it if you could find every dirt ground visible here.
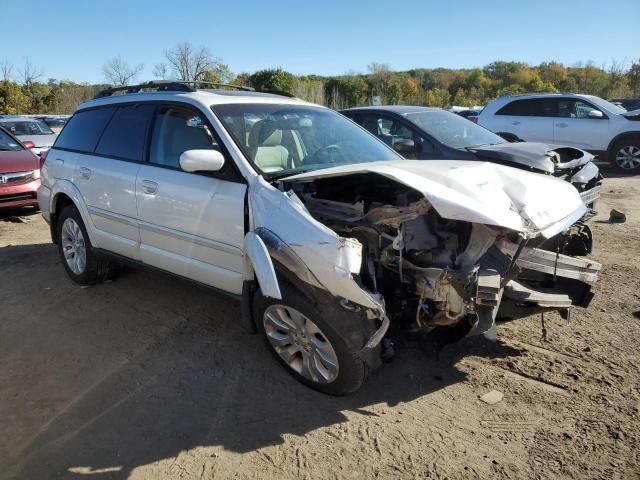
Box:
[1,170,639,480]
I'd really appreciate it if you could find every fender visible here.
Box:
[49,179,99,246]
[607,131,640,156]
[243,231,282,299]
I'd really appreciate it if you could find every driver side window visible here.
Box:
[150,106,220,169]
[557,100,602,119]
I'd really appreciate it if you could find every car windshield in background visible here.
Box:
[407,110,506,149]
[0,120,55,136]
[0,129,23,151]
[212,103,401,177]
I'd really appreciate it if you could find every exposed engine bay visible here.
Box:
[282,172,601,345]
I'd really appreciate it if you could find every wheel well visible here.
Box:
[607,132,640,157]
[50,193,74,244]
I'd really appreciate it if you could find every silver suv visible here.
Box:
[477,93,640,173]
[38,81,600,394]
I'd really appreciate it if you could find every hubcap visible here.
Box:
[263,305,339,383]
[61,218,86,275]
[615,145,640,170]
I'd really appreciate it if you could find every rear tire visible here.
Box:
[609,139,640,173]
[254,284,371,395]
[57,205,116,286]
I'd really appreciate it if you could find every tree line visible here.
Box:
[1,42,639,115]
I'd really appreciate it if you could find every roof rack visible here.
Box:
[93,80,255,99]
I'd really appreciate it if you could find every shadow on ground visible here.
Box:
[1,242,524,480]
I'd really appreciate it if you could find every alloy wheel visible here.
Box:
[615,145,640,170]
[263,305,339,383]
[61,218,87,275]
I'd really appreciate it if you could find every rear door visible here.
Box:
[552,98,611,150]
[493,98,555,143]
[71,104,154,260]
[135,104,247,294]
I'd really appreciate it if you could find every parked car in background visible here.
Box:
[456,108,482,119]
[36,115,70,134]
[609,98,640,112]
[477,93,640,173]
[0,117,58,155]
[38,81,599,394]
[0,126,41,209]
[341,106,602,213]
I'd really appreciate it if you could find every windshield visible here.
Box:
[0,120,55,136]
[0,129,23,151]
[406,110,506,149]
[212,103,402,177]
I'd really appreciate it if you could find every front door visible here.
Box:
[553,98,611,151]
[135,104,247,294]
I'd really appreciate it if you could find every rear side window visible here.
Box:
[54,108,115,152]
[95,104,155,161]
[496,99,555,117]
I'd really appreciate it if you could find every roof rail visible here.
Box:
[258,89,296,98]
[507,91,576,98]
[93,80,255,99]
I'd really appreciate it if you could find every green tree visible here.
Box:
[0,80,29,114]
[424,88,450,108]
[249,68,296,93]
[628,60,640,96]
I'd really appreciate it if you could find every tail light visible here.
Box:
[39,149,49,169]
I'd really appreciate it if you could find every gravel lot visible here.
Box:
[1,171,639,480]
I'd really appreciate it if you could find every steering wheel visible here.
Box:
[306,144,347,165]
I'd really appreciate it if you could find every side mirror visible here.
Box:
[393,138,415,154]
[179,149,225,173]
[587,110,604,119]
[22,140,35,149]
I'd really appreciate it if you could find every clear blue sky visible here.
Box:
[2,0,638,84]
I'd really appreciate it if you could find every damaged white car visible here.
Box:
[37,82,601,395]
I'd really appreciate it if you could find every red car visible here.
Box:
[0,125,42,209]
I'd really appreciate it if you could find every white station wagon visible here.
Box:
[38,82,600,394]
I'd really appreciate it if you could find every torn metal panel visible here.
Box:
[516,247,601,284]
[247,178,383,313]
[283,160,586,238]
[504,280,573,308]
[243,231,282,299]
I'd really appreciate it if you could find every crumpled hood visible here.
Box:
[283,160,586,238]
[468,142,591,173]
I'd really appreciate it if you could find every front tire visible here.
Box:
[609,140,640,173]
[57,205,116,285]
[254,285,371,395]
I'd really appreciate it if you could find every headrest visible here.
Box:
[248,120,283,148]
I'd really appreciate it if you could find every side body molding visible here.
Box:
[244,231,282,299]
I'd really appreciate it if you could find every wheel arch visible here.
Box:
[49,181,97,246]
[607,131,640,158]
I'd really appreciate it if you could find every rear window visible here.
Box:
[55,108,116,152]
[95,104,155,161]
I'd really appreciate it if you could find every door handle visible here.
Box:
[556,122,568,128]
[55,158,64,165]
[79,167,91,179]
[141,180,159,195]
[510,121,521,125]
